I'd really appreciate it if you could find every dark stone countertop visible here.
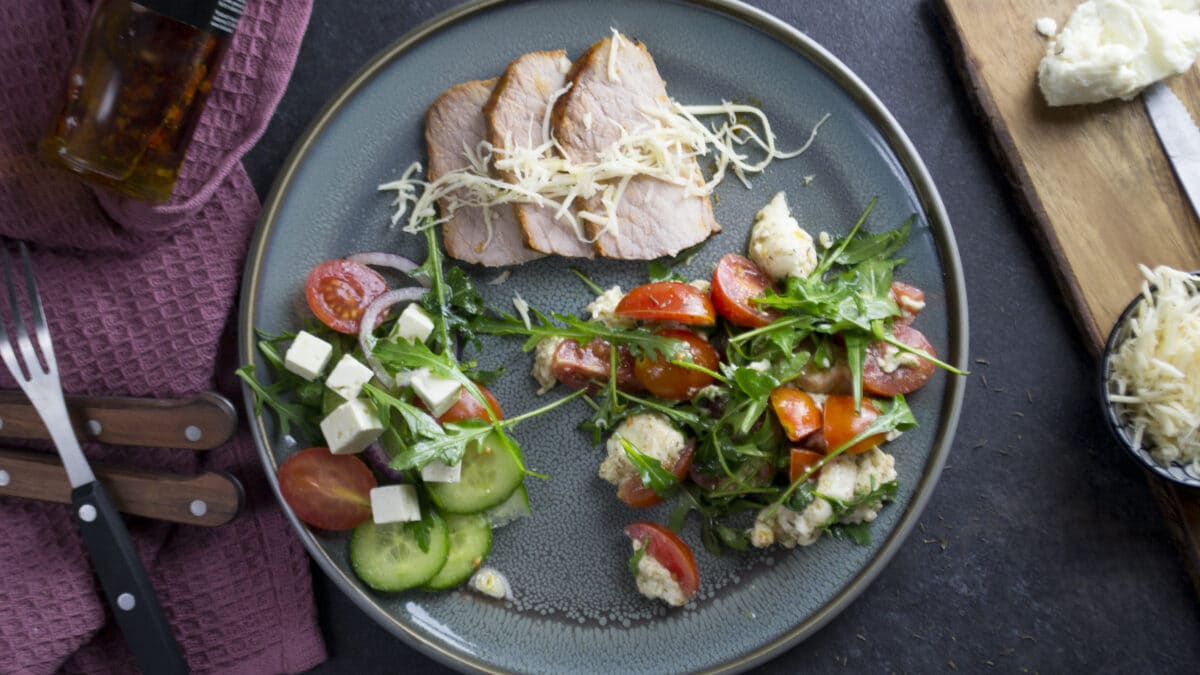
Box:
[241,1,1200,672]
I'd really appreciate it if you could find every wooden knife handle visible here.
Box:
[0,448,243,526]
[0,391,237,450]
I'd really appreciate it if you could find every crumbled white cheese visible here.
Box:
[897,293,926,313]
[1036,16,1059,37]
[531,337,564,395]
[631,540,688,606]
[746,359,771,373]
[1038,0,1200,106]
[586,286,635,328]
[818,231,833,249]
[689,278,711,294]
[840,449,897,524]
[513,293,532,329]
[748,192,817,281]
[469,566,513,600]
[599,413,686,485]
[876,343,923,374]
[1108,265,1200,467]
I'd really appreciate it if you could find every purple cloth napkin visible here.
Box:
[0,1,325,673]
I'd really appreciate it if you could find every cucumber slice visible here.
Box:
[350,512,449,592]
[427,432,523,514]
[423,513,492,590]
[486,484,531,528]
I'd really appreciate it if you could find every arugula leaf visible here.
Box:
[732,366,777,399]
[648,259,686,283]
[621,437,680,496]
[827,522,872,546]
[571,268,605,295]
[628,537,648,576]
[476,308,685,360]
[236,365,320,440]
[829,215,911,267]
[409,510,436,553]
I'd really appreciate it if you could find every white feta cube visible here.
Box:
[394,303,435,344]
[283,331,332,381]
[319,399,383,455]
[412,369,462,417]
[325,354,374,400]
[370,484,421,524]
[420,460,462,483]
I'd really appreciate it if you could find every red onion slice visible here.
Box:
[346,252,431,288]
[363,442,408,482]
[359,287,427,387]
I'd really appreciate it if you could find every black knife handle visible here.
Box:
[72,480,189,674]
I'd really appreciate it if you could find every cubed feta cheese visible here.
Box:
[394,303,435,344]
[325,354,374,400]
[412,369,462,417]
[319,399,383,455]
[420,459,462,483]
[369,484,421,524]
[283,331,333,381]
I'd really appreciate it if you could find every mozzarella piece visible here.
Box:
[420,460,462,483]
[1037,0,1200,106]
[320,399,383,455]
[393,303,435,344]
[325,354,374,400]
[748,192,817,281]
[369,484,421,524]
[283,331,333,381]
[599,413,686,485]
[630,539,688,606]
[411,369,462,417]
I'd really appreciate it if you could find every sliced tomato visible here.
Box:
[862,323,937,396]
[277,447,377,530]
[617,440,695,508]
[711,254,780,328]
[305,260,389,334]
[623,522,700,600]
[822,395,886,455]
[552,338,644,393]
[633,328,720,400]
[789,448,825,483]
[615,282,716,325]
[438,383,503,424]
[890,281,925,325]
[769,387,822,441]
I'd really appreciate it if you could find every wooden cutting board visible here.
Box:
[938,0,1200,596]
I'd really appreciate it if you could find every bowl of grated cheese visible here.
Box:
[1101,265,1200,488]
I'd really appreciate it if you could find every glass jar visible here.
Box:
[40,0,244,203]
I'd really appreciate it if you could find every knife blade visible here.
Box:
[1144,81,1200,221]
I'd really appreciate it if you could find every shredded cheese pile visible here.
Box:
[378,92,829,245]
[1108,265,1200,468]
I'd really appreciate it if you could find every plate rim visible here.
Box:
[238,0,969,672]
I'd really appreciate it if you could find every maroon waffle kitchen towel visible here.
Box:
[0,1,325,674]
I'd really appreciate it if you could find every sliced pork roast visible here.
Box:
[425,78,543,267]
[485,51,593,258]
[552,34,720,260]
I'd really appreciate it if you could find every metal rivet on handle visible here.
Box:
[184,425,202,442]
[86,420,102,436]
[117,593,136,611]
[0,469,9,487]
[189,500,208,517]
[78,503,97,522]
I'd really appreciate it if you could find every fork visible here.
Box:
[0,242,188,674]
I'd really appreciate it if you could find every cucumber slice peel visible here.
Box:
[423,513,492,590]
[350,512,449,592]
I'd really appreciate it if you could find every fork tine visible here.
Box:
[0,247,21,381]
[18,242,56,375]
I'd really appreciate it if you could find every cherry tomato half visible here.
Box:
[822,395,887,455]
[769,387,822,442]
[789,448,825,483]
[890,281,925,325]
[624,522,700,600]
[438,383,503,424]
[615,282,716,325]
[305,260,388,334]
[617,440,695,508]
[633,328,720,400]
[711,254,780,328]
[277,447,377,530]
[862,323,937,397]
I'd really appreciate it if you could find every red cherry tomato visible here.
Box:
[789,448,825,483]
[617,440,695,508]
[769,388,822,441]
[305,260,388,334]
[277,447,377,530]
[438,383,503,424]
[615,282,716,325]
[862,323,937,396]
[711,254,780,328]
[890,281,925,325]
[633,328,720,400]
[623,522,700,600]
[822,395,886,455]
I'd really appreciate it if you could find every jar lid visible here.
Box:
[136,0,245,36]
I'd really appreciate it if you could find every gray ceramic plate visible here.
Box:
[239,0,968,672]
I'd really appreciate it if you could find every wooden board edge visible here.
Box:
[934,0,1105,353]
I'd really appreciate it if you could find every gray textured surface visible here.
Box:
[241,0,1200,672]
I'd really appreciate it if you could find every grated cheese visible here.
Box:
[1108,265,1200,468]
[607,28,622,82]
[512,293,532,330]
